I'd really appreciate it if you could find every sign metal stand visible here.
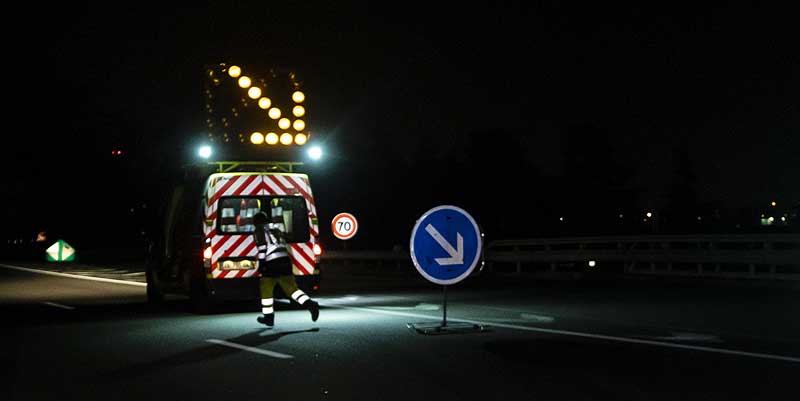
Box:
[407,286,484,335]
[406,205,486,335]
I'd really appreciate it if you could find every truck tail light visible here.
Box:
[312,242,322,263]
[203,246,213,269]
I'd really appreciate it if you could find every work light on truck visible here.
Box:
[308,145,322,160]
[198,145,213,159]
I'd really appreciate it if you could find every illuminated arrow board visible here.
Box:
[203,63,310,147]
[409,205,482,285]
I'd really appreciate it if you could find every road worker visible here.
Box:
[252,208,319,326]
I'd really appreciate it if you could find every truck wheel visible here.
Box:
[146,268,165,304]
[190,275,212,314]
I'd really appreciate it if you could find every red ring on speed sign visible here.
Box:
[332,213,358,240]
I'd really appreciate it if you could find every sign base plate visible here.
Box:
[406,322,486,335]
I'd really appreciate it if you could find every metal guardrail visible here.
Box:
[321,234,800,281]
[484,234,800,280]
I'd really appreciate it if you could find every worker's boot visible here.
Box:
[257,313,274,327]
[307,300,319,322]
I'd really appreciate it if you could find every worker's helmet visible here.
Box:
[252,211,269,226]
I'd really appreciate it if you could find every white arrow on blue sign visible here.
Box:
[409,205,483,285]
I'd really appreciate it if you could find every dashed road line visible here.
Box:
[205,339,294,359]
[42,301,75,310]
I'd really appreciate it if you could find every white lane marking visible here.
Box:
[520,313,555,323]
[0,263,146,287]
[647,332,723,343]
[383,303,441,311]
[324,304,800,364]
[42,301,75,310]
[205,339,294,359]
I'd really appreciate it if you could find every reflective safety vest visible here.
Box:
[256,225,289,262]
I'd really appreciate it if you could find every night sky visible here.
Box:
[4,2,798,250]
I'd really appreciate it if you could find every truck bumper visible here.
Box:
[207,274,321,301]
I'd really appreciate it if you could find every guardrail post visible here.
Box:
[765,241,777,276]
[545,244,557,272]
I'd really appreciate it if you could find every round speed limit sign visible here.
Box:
[332,212,358,240]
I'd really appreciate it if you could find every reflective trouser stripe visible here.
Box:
[291,290,309,305]
[265,251,289,262]
[261,298,274,314]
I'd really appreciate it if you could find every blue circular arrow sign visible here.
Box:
[410,205,482,285]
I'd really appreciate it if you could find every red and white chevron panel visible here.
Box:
[203,173,319,279]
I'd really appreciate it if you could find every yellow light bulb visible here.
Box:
[293,119,306,131]
[258,97,272,109]
[250,132,264,144]
[292,91,305,103]
[238,76,251,88]
[280,133,293,145]
[228,65,241,78]
[265,132,279,145]
[247,86,261,99]
[268,108,281,119]
[278,118,291,130]
[294,133,307,145]
[293,105,305,117]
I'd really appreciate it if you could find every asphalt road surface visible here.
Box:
[2,262,799,401]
